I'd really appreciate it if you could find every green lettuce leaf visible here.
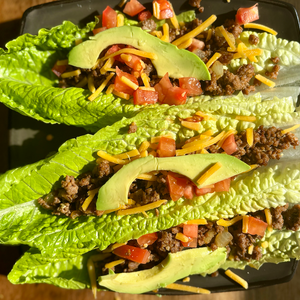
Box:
[1,94,300,257]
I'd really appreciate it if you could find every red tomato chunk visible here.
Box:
[181,237,197,248]
[133,89,158,105]
[178,77,203,97]
[247,216,268,237]
[167,172,189,201]
[157,137,176,157]
[235,4,259,25]
[123,0,146,17]
[214,178,231,192]
[137,233,158,246]
[153,0,174,20]
[183,224,198,238]
[114,67,139,95]
[51,62,67,77]
[221,134,238,155]
[113,245,150,264]
[102,6,117,28]
[195,186,214,196]
[138,10,152,21]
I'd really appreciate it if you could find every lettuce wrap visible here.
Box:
[2,3,300,132]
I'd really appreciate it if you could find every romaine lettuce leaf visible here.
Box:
[1,95,300,257]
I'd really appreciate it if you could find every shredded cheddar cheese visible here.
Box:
[87,74,96,93]
[219,25,236,50]
[217,130,237,148]
[172,15,217,46]
[177,38,193,49]
[197,162,222,186]
[242,216,249,233]
[201,148,209,154]
[254,74,276,88]
[175,232,189,243]
[113,149,140,160]
[103,205,127,215]
[242,164,259,173]
[113,90,131,100]
[225,270,248,289]
[169,3,179,29]
[102,48,157,62]
[248,244,254,255]
[206,28,212,41]
[117,14,124,27]
[281,124,300,135]
[166,283,210,294]
[138,140,151,152]
[105,259,125,269]
[141,73,151,87]
[217,216,243,227]
[117,200,167,216]
[181,120,201,131]
[61,69,81,78]
[261,241,269,248]
[97,150,128,165]
[195,111,216,121]
[106,84,115,95]
[56,59,68,66]
[246,127,254,147]
[206,52,222,68]
[151,134,174,143]
[140,150,148,157]
[89,72,115,101]
[244,23,278,35]
[75,77,88,88]
[184,219,208,225]
[161,23,170,43]
[137,173,157,181]
[183,277,190,283]
[151,30,163,38]
[235,115,257,122]
[82,188,100,211]
[120,76,139,90]
[153,1,160,19]
[139,86,156,91]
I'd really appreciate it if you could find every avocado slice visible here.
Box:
[96,154,250,211]
[68,26,210,80]
[98,247,227,294]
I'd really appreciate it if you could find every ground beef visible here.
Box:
[59,175,78,202]
[265,65,280,79]
[141,19,156,32]
[198,6,204,13]
[218,51,234,65]
[155,230,184,255]
[248,34,259,45]
[270,56,280,64]
[128,122,137,134]
[231,126,299,166]
[96,160,112,178]
[271,204,289,230]
[283,204,300,231]
[224,19,243,39]
[189,0,201,8]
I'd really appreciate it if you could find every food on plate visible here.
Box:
[2,88,300,293]
[1,1,300,131]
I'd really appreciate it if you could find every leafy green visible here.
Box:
[1,94,300,256]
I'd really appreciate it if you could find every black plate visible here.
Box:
[4,0,299,295]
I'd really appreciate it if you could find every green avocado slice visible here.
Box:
[68,26,210,80]
[98,247,227,294]
[96,154,250,211]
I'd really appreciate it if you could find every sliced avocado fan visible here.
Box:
[68,26,210,80]
[96,154,250,211]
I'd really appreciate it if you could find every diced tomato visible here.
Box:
[123,0,146,17]
[113,245,150,264]
[137,232,158,246]
[157,137,176,157]
[214,178,231,192]
[181,237,197,248]
[51,62,67,77]
[183,224,198,238]
[247,216,268,237]
[114,67,139,95]
[93,27,107,35]
[195,186,214,196]
[188,39,205,52]
[178,77,203,97]
[138,10,152,21]
[221,134,238,155]
[124,54,144,72]
[167,172,189,201]
[159,8,173,19]
[163,86,188,105]
[133,89,158,105]
[153,0,174,19]
[102,6,117,29]
[235,4,259,25]
[106,45,124,62]
[184,183,194,200]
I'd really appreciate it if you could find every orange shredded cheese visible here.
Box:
[138,140,151,152]
[172,15,217,46]
[97,150,128,165]
[113,149,140,160]
[105,259,125,269]
[242,216,249,233]
[217,130,237,148]
[184,219,208,225]
[103,205,127,215]
[195,111,216,121]
[246,128,254,147]
[137,173,157,181]
[102,48,157,62]
[161,23,170,43]
[117,200,167,216]
[242,164,259,173]
[141,73,151,87]
[225,270,248,289]
[248,244,254,255]
[61,69,81,78]
[87,74,96,93]
[206,28,212,41]
[165,283,210,294]
[206,52,222,68]
[254,74,276,88]
[181,120,201,131]
[151,134,173,143]
[219,25,236,50]
[201,148,209,154]
[153,1,160,19]
[82,188,100,211]
[140,150,148,157]
[117,14,124,27]
[106,84,115,95]
[139,86,156,91]
[120,76,139,90]
[244,23,278,35]
[151,30,163,38]
[281,124,300,135]
[175,232,189,243]
[75,77,88,88]
[177,38,193,49]
[56,59,68,66]
[264,208,272,226]
[197,162,222,186]
[235,115,257,122]
[169,3,179,29]
[182,277,190,283]
[261,241,269,248]
[88,72,115,101]
[217,216,243,227]
[112,90,130,100]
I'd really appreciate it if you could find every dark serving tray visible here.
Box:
[1,0,299,295]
